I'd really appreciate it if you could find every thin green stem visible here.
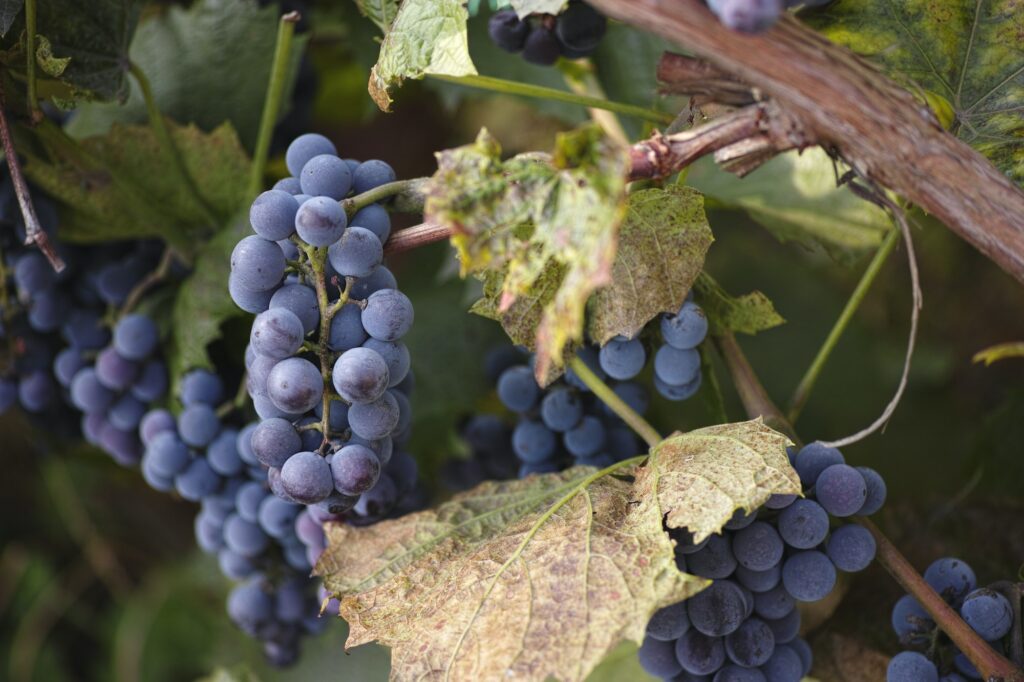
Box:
[216,372,250,419]
[787,227,900,424]
[340,177,428,216]
[568,356,662,448]
[249,12,300,198]
[25,0,39,122]
[120,247,176,318]
[429,74,674,125]
[558,60,630,146]
[129,62,218,225]
[304,243,348,450]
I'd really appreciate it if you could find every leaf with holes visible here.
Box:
[316,419,798,682]
[807,0,1024,184]
[587,185,712,345]
[694,272,784,336]
[428,125,630,380]
[368,0,476,111]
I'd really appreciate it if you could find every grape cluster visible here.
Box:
[706,0,832,34]
[488,1,607,66]
[135,369,330,665]
[638,441,887,681]
[889,557,1021,681]
[231,132,415,526]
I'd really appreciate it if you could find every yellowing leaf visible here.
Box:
[368,0,476,111]
[316,419,799,682]
[587,186,712,345]
[973,342,1024,366]
[694,272,785,336]
[427,126,630,379]
[808,0,1024,184]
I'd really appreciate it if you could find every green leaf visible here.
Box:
[197,667,263,682]
[316,420,798,682]
[368,0,476,111]
[353,0,399,35]
[0,0,22,37]
[168,209,250,383]
[508,0,566,15]
[587,186,713,345]
[687,148,891,262]
[586,642,656,682]
[427,126,630,379]
[694,272,785,336]
[973,342,1024,366]
[64,0,308,151]
[36,0,143,101]
[807,0,1024,184]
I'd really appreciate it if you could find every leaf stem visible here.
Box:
[340,177,428,217]
[129,61,218,226]
[568,355,662,448]
[787,227,899,424]
[428,74,674,125]
[714,329,1024,680]
[0,84,64,271]
[120,247,177,317]
[383,222,452,256]
[24,0,40,123]
[248,11,300,199]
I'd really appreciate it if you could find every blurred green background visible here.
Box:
[1,2,1022,680]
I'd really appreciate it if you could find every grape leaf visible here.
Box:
[368,0,476,111]
[316,419,797,682]
[0,0,22,37]
[806,0,1024,184]
[427,126,630,379]
[64,0,308,151]
[168,208,250,384]
[36,0,143,101]
[354,0,399,35]
[694,272,784,336]
[23,121,249,250]
[509,0,567,16]
[587,186,713,345]
[585,642,656,682]
[687,149,891,262]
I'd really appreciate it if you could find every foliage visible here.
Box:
[317,421,797,682]
[809,0,1024,184]
[428,126,629,380]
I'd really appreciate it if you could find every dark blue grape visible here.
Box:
[959,588,1012,641]
[497,365,540,412]
[923,557,976,606]
[178,403,220,448]
[887,651,938,682]
[139,409,176,446]
[753,584,795,620]
[300,155,352,199]
[270,284,319,335]
[725,508,758,531]
[521,25,560,65]
[361,289,413,341]
[488,10,530,53]
[661,301,708,349]
[688,534,738,579]
[654,345,700,386]
[328,226,382,278]
[219,549,258,580]
[71,367,115,413]
[227,578,273,628]
[598,337,646,380]
[109,394,146,430]
[781,551,836,602]
[280,451,333,504]
[207,429,244,476]
[735,564,781,593]
[647,601,690,641]
[855,466,887,515]
[777,499,829,549]
[637,635,684,679]
[295,196,346,247]
[793,441,844,487]
[733,522,784,571]
[760,644,803,682]
[251,417,301,468]
[563,415,606,458]
[332,347,389,403]
[285,133,337,176]
[676,628,727,676]
[512,419,557,463]
[330,443,382,495]
[554,2,607,53]
[272,177,302,195]
[765,607,800,644]
[229,273,274,313]
[814,464,867,517]
[349,266,397,300]
[267,357,323,414]
[257,496,300,540]
[250,190,299,240]
[688,580,747,636]
[113,314,158,361]
[351,159,396,194]
[715,665,767,681]
[351,204,390,244]
[175,458,221,501]
[132,360,168,402]
[891,594,934,639]
[540,388,583,432]
[231,236,286,292]
[251,307,305,360]
[348,391,400,440]
[363,339,410,389]
[825,524,876,572]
